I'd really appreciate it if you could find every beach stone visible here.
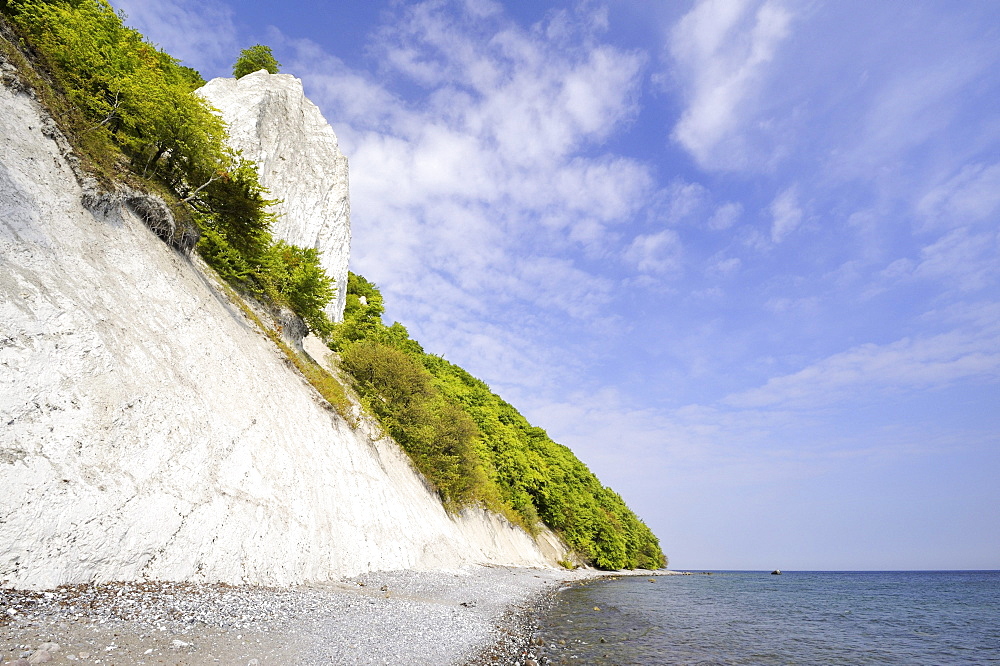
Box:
[9,660,31,666]
[26,652,51,664]
[77,653,90,659]
[36,644,59,654]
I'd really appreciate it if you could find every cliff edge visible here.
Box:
[198,71,351,322]
[0,65,570,590]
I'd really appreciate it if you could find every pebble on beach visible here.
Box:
[0,567,619,665]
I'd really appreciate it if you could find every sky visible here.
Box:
[110,0,1000,571]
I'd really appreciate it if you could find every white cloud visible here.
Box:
[768,186,802,243]
[913,227,1000,292]
[708,201,742,230]
[709,255,742,277]
[873,226,999,295]
[669,0,793,170]
[725,327,1000,410]
[626,230,684,275]
[764,295,817,314]
[269,1,654,389]
[917,163,1000,230]
[111,0,238,75]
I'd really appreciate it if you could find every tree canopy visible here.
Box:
[3,0,334,333]
[233,44,280,78]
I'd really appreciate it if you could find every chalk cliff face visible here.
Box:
[0,76,567,590]
[198,71,351,321]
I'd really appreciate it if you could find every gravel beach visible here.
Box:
[1,566,611,665]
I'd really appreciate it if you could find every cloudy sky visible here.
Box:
[112,0,1000,570]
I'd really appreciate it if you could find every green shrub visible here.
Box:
[340,340,488,507]
[331,274,666,569]
[233,44,279,78]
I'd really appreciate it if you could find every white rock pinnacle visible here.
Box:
[198,70,351,321]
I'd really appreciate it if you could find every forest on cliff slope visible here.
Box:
[1,0,665,570]
[331,275,665,570]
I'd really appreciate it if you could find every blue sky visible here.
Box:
[112,0,1000,570]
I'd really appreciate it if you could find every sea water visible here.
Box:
[533,571,1000,665]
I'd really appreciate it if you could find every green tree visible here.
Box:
[265,242,336,336]
[233,44,280,78]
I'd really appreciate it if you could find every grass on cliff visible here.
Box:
[330,273,667,570]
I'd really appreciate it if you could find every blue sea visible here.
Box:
[533,571,1000,665]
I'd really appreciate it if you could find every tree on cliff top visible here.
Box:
[233,44,280,78]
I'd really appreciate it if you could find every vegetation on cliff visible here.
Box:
[233,44,280,79]
[1,0,665,570]
[332,274,666,570]
[1,0,334,334]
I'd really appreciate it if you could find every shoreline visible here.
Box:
[1,567,672,665]
[465,568,680,665]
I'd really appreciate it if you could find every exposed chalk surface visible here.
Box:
[1,64,569,590]
[0,566,592,665]
[198,71,351,321]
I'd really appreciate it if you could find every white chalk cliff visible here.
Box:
[198,70,351,321]
[0,68,569,590]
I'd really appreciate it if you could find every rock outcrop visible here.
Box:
[198,70,351,321]
[0,72,569,590]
